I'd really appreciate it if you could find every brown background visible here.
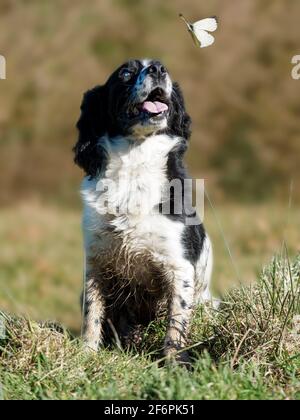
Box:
[0,0,299,205]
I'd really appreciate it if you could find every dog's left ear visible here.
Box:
[73,85,108,178]
[168,82,192,140]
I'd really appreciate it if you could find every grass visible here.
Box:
[0,255,299,400]
[0,202,299,399]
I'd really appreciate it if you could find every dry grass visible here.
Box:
[0,254,299,400]
[0,201,299,399]
[191,256,300,367]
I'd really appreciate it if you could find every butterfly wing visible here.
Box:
[193,17,218,33]
[180,15,218,48]
[188,28,202,48]
[191,28,215,48]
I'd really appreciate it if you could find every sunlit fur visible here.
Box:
[74,59,214,362]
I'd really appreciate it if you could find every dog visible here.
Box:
[74,59,214,362]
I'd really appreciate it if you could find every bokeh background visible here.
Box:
[0,0,299,332]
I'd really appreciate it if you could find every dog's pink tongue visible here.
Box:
[142,101,168,114]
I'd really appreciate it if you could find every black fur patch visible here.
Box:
[180,299,187,309]
[182,224,206,265]
[74,86,108,177]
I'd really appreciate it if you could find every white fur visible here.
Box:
[141,59,151,67]
[82,134,183,263]
[80,131,214,352]
[82,133,212,295]
[195,235,214,303]
[82,134,180,220]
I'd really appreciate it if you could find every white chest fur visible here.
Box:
[82,134,180,225]
[81,134,185,280]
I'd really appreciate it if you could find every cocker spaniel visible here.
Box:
[74,59,214,363]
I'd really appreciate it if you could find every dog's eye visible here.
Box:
[119,69,133,82]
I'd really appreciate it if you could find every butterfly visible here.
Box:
[179,14,218,48]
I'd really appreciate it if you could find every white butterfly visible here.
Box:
[180,14,218,48]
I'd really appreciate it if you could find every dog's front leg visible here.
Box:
[164,264,195,364]
[82,277,105,352]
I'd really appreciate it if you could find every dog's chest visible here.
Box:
[82,135,181,260]
[99,134,179,220]
[82,134,183,281]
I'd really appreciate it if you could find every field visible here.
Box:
[1,0,300,401]
[0,201,299,400]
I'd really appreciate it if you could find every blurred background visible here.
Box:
[0,0,299,332]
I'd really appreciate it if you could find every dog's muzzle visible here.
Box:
[126,65,172,122]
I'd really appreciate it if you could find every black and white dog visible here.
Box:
[74,59,213,362]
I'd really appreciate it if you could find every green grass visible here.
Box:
[1,254,300,400]
[0,203,299,399]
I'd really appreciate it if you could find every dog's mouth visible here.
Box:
[128,88,169,120]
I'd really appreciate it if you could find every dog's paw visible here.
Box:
[83,340,99,353]
[164,344,191,366]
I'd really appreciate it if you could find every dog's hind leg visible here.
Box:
[194,235,218,308]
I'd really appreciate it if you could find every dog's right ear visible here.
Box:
[73,85,108,178]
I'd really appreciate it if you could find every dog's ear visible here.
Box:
[73,85,108,177]
[168,82,192,141]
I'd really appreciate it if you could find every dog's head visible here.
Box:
[74,59,191,177]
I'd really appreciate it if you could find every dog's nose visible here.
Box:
[148,64,167,77]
